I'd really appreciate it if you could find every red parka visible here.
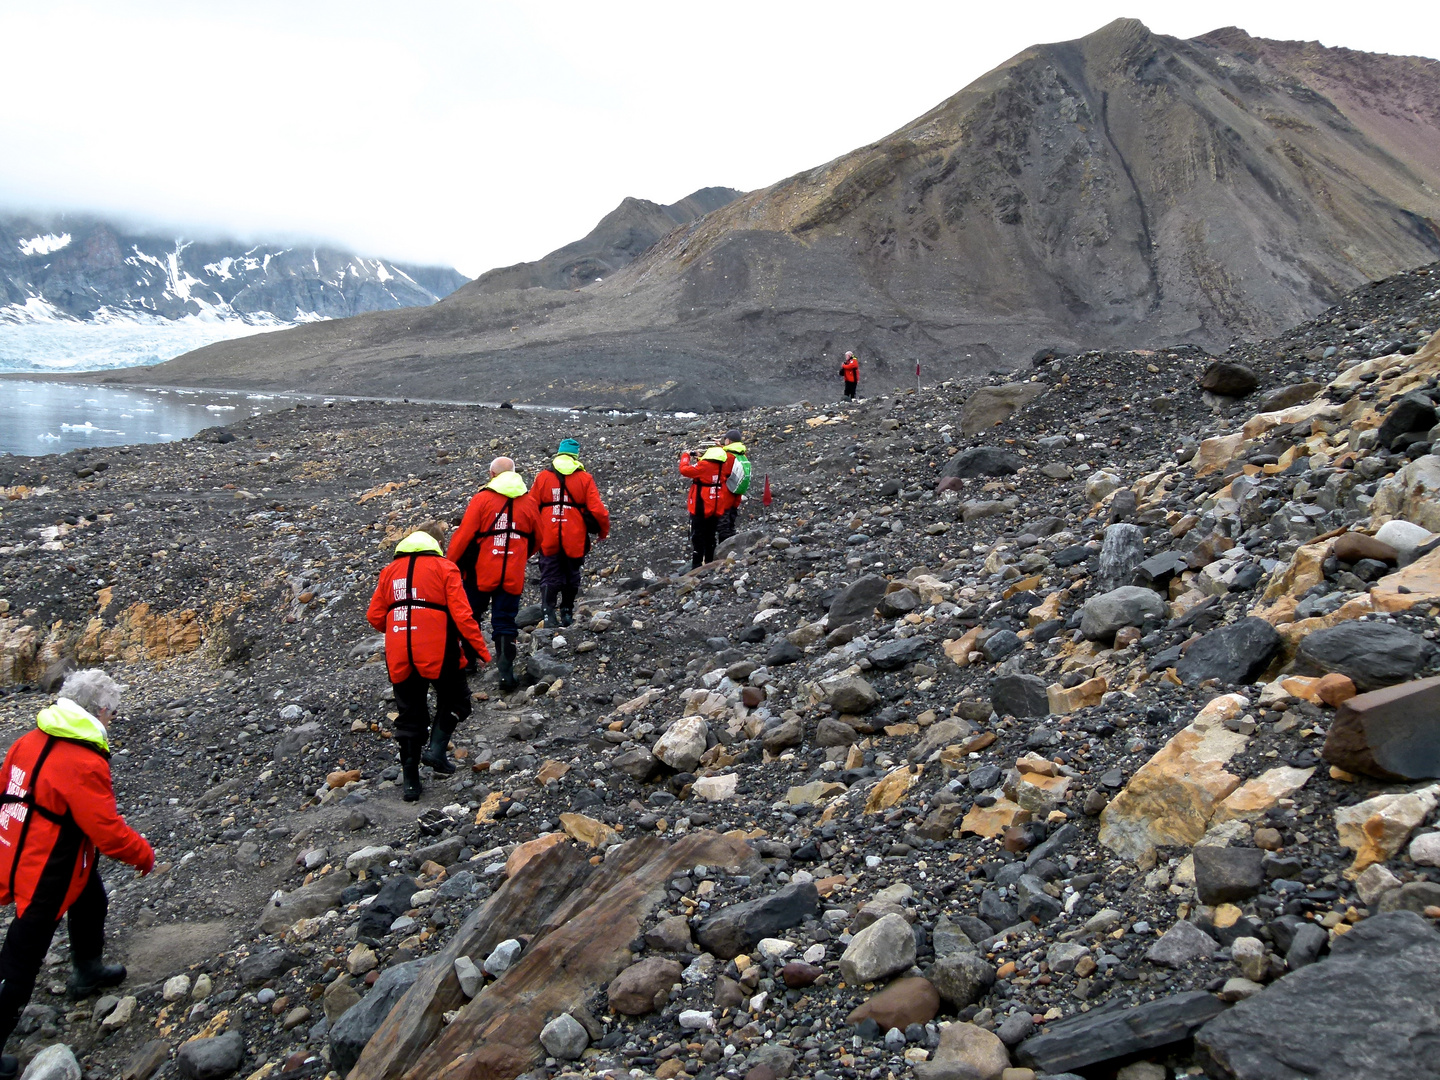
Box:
[679,448,737,517]
[366,531,490,683]
[841,355,860,384]
[0,703,153,919]
[534,455,610,559]
[447,472,539,596]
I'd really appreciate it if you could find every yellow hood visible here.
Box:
[485,471,528,498]
[36,698,109,753]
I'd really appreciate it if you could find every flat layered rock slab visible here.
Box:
[1195,912,1440,1080]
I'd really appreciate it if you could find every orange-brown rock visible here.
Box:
[1315,673,1358,707]
[961,797,1030,838]
[844,977,940,1031]
[505,833,569,877]
[1047,676,1107,714]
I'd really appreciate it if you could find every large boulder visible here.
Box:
[939,447,1022,479]
[1200,361,1259,396]
[1321,675,1440,780]
[839,912,916,984]
[989,673,1049,719]
[1096,523,1145,591]
[696,883,820,959]
[1080,586,1166,642]
[1293,622,1434,691]
[1371,454,1440,533]
[1176,618,1282,686]
[607,957,683,1015]
[652,717,709,772]
[822,675,881,714]
[960,383,1046,435]
[867,637,930,671]
[257,872,350,935]
[828,575,889,622]
[1195,912,1440,1080]
[329,960,426,1075]
[1375,391,1439,451]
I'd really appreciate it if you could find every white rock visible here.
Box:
[678,1009,714,1031]
[1409,831,1440,868]
[345,845,394,874]
[539,1012,589,1060]
[162,974,191,1002]
[1356,863,1404,907]
[100,995,136,1029]
[803,944,826,964]
[1230,936,1267,983]
[191,973,212,1000]
[454,956,483,998]
[755,938,794,962]
[18,1043,80,1080]
[484,938,523,977]
[691,774,738,802]
[1375,518,1435,564]
[653,717,709,772]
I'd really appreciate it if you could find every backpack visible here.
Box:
[725,451,752,496]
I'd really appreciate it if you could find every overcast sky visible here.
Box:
[2,1,1437,278]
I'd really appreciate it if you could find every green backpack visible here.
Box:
[725,451,753,497]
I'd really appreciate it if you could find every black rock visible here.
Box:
[695,882,820,959]
[1201,361,1260,396]
[1176,618,1281,686]
[1375,390,1439,450]
[867,637,930,671]
[329,960,427,1075]
[1018,991,1227,1074]
[1285,922,1328,970]
[1053,544,1091,567]
[978,890,1017,931]
[828,575,889,623]
[981,630,1023,663]
[1134,550,1189,589]
[765,640,804,666]
[1193,847,1266,905]
[1195,912,1440,1079]
[989,673,1049,719]
[177,1030,246,1080]
[236,947,301,987]
[1293,621,1435,691]
[940,447,1023,479]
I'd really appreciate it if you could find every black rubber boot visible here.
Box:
[560,586,577,627]
[496,636,519,693]
[541,603,559,629]
[400,737,423,802]
[420,720,456,775]
[68,957,126,999]
[559,607,574,628]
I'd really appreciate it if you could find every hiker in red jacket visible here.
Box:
[366,522,490,800]
[448,457,539,693]
[678,442,736,569]
[841,351,860,398]
[0,670,154,1079]
[533,438,610,628]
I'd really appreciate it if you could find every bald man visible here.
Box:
[448,458,540,692]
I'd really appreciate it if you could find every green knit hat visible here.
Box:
[557,438,580,456]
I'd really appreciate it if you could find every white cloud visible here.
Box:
[1,0,1436,277]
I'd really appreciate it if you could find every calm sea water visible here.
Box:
[0,380,292,457]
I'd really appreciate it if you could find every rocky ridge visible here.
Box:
[122,20,1440,410]
[2,263,1440,1080]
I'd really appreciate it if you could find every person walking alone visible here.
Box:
[841,351,860,398]
[678,442,735,569]
[0,670,155,1080]
[367,521,490,801]
[448,457,539,693]
[533,438,610,628]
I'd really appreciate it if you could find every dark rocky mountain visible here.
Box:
[0,212,467,324]
[134,19,1440,409]
[470,187,742,294]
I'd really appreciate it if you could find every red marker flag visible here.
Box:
[762,475,772,507]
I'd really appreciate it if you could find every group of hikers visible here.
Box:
[0,356,878,1076]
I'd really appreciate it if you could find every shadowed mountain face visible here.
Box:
[469,187,742,294]
[135,19,1440,411]
[0,212,467,323]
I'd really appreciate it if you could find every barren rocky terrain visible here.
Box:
[2,263,1440,1080]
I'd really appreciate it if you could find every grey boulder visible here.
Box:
[1081,586,1165,642]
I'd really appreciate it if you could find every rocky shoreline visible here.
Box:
[1,263,1438,1080]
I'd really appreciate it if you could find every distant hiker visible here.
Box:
[366,522,490,801]
[448,457,539,693]
[678,442,736,569]
[841,351,860,398]
[534,438,611,628]
[715,427,753,546]
[0,670,154,1078]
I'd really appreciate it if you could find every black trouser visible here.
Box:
[716,507,738,545]
[391,666,471,743]
[538,553,583,610]
[690,512,719,568]
[464,584,521,639]
[0,864,107,1052]
[844,380,857,398]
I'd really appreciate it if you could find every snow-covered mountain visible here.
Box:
[0,211,467,326]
